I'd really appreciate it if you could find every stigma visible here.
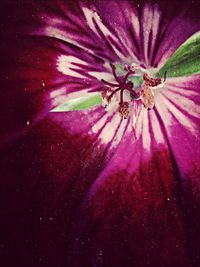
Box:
[101,64,164,118]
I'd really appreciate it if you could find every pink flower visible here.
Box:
[1,1,200,266]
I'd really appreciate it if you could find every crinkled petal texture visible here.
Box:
[1,0,200,267]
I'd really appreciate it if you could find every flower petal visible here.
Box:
[66,142,191,266]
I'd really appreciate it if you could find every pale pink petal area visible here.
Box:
[155,76,200,177]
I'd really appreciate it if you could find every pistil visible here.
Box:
[101,64,136,118]
[101,64,165,117]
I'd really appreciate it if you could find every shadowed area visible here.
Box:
[0,122,200,266]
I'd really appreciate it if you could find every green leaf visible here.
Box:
[128,76,143,88]
[115,63,126,74]
[157,31,200,78]
[51,94,102,112]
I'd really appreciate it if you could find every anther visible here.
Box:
[143,73,162,87]
[119,102,129,119]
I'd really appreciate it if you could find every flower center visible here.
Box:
[101,64,164,118]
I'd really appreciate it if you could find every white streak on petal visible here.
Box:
[111,45,127,61]
[149,111,165,144]
[166,75,200,84]
[91,113,111,136]
[99,113,122,145]
[88,71,113,80]
[157,49,175,70]
[50,88,66,98]
[131,14,140,39]
[142,109,151,151]
[112,118,129,147]
[163,90,200,119]
[130,102,141,129]
[82,7,99,36]
[113,11,140,61]
[51,95,68,107]
[150,6,161,61]
[50,88,92,107]
[155,94,173,126]
[142,5,153,65]
[135,105,143,139]
[167,85,199,97]
[156,16,191,69]
[93,17,126,60]
[95,18,113,37]
[159,94,197,135]
[36,26,98,58]
[57,55,87,78]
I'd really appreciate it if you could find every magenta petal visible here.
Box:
[66,146,189,266]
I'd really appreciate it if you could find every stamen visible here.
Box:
[111,64,121,83]
[107,88,121,102]
[101,79,119,87]
[124,64,135,73]
[123,70,134,84]
[141,85,155,109]
[101,64,137,117]
[101,86,113,107]
[102,65,135,106]
[143,73,161,87]
[101,87,109,100]
[101,65,165,118]
[123,86,135,95]
[119,102,129,119]
[120,88,124,104]
[141,72,166,109]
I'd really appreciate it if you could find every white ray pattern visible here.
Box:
[32,1,200,159]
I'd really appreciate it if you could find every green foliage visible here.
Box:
[51,94,102,112]
[157,31,200,77]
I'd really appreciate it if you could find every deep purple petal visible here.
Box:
[67,149,189,266]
